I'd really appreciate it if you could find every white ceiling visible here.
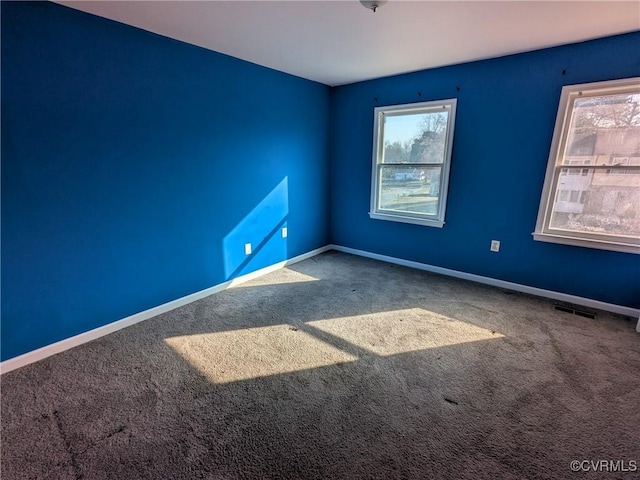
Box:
[56,1,640,86]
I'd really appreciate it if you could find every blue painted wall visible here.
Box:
[2,2,638,363]
[1,2,330,361]
[330,32,640,309]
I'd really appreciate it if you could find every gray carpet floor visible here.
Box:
[1,251,639,479]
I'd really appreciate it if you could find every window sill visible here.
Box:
[369,212,445,228]
[532,232,640,255]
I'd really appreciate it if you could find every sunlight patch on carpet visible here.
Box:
[165,308,502,384]
[232,269,320,288]
[165,325,357,384]
[307,308,504,356]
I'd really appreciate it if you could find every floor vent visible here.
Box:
[554,304,596,319]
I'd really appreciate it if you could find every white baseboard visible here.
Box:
[0,245,332,375]
[329,244,640,324]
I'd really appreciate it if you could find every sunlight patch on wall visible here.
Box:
[307,308,503,357]
[223,177,289,280]
[165,324,357,384]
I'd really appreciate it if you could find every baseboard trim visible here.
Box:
[0,245,332,375]
[329,244,640,324]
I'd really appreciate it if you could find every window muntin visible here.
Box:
[534,77,640,254]
[370,99,457,227]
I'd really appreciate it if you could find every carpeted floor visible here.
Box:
[1,251,639,479]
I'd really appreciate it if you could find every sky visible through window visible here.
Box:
[384,114,427,145]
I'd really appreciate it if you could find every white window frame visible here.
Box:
[369,99,457,228]
[533,77,640,255]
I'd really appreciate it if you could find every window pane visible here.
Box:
[554,88,640,238]
[549,168,640,237]
[382,110,449,164]
[563,93,640,165]
[379,165,441,215]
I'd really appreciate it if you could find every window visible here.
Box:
[369,99,457,227]
[534,77,640,254]
[558,190,570,202]
[569,190,580,203]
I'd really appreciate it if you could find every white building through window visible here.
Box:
[369,99,457,228]
[534,77,640,254]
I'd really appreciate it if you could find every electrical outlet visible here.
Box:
[244,243,252,255]
[490,240,500,252]
[282,227,288,238]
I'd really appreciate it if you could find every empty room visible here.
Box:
[1,1,639,478]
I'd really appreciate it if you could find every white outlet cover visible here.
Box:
[244,243,252,255]
[490,240,500,252]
